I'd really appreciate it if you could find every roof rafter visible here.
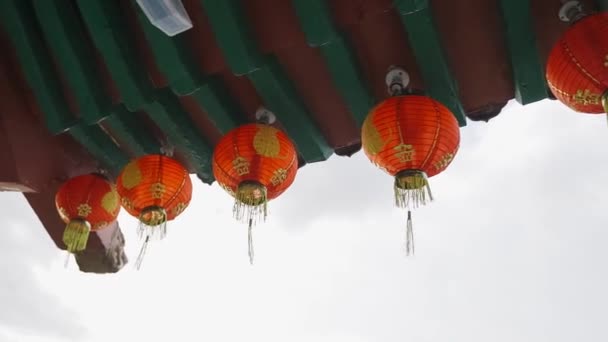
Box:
[499,0,548,104]
[394,0,467,126]
[200,0,333,163]
[292,0,375,127]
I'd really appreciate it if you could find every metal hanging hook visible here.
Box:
[559,1,586,23]
[385,66,410,96]
[255,107,277,125]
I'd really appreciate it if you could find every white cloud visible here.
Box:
[1,100,607,342]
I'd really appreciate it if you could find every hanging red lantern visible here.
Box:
[116,154,192,268]
[361,68,460,255]
[546,6,608,114]
[212,109,298,264]
[55,174,120,254]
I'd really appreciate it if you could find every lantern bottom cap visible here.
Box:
[233,181,268,224]
[394,170,427,190]
[139,206,167,226]
[236,181,267,207]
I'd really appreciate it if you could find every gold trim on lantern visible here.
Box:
[58,207,69,222]
[101,190,119,215]
[362,119,385,155]
[253,125,281,158]
[121,161,143,190]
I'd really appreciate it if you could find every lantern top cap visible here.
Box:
[385,67,410,96]
[559,1,585,23]
[255,107,276,125]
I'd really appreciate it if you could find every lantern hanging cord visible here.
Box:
[135,235,150,270]
[248,218,255,265]
[64,251,71,269]
[406,210,415,256]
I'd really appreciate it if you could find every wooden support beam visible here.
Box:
[292,0,375,126]
[32,0,111,125]
[199,0,333,162]
[499,0,548,104]
[394,0,467,126]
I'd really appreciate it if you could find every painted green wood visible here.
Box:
[0,0,131,174]
[0,0,77,134]
[75,0,154,112]
[32,0,111,125]
[197,0,332,162]
[143,91,214,183]
[199,0,261,75]
[191,76,244,134]
[132,1,200,95]
[319,35,375,126]
[103,106,161,156]
[394,0,467,126]
[291,0,335,46]
[69,124,130,175]
[249,59,333,162]
[499,0,548,104]
[132,1,243,134]
[292,0,374,126]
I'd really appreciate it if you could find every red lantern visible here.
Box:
[116,154,192,268]
[362,69,460,254]
[546,11,608,114]
[212,116,298,263]
[55,174,120,253]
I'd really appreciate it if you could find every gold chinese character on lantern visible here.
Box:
[573,89,601,105]
[232,156,250,176]
[434,152,455,171]
[270,168,287,186]
[393,144,414,163]
[150,182,166,199]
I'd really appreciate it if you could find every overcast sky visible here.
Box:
[1,99,608,342]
